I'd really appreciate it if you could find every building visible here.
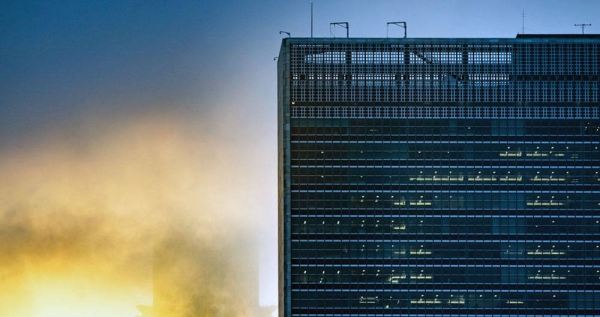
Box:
[278,35,600,317]
[150,219,270,317]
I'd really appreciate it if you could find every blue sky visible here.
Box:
[2,0,599,146]
[1,0,599,309]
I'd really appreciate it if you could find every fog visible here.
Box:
[0,112,272,317]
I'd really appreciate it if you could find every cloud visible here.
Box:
[0,112,266,317]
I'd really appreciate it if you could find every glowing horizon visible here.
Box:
[0,114,267,316]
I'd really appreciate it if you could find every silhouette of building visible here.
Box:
[278,35,600,317]
[147,219,269,317]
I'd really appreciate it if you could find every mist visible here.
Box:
[0,111,272,317]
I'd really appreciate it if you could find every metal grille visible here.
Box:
[291,105,600,119]
[289,40,600,103]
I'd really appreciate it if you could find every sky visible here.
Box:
[0,0,599,315]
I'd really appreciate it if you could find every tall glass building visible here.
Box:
[278,35,600,317]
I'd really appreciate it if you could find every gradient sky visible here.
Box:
[1,0,599,309]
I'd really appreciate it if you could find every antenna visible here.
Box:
[522,10,525,34]
[387,22,407,38]
[574,23,592,34]
[311,2,313,38]
[330,22,349,38]
[279,31,291,38]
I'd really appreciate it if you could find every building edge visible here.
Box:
[277,38,292,317]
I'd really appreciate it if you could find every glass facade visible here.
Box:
[278,36,600,317]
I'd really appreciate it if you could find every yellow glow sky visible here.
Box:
[0,113,267,317]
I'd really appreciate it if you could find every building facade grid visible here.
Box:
[278,36,600,317]
[289,39,600,103]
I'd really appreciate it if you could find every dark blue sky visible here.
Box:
[1,0,598,307]
[1,1,279,146]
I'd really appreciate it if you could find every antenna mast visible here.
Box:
[387,22,407,38]
[522,10,525,34]
[311,2,313,38]
[330,22,349,38]
[574,23,592,34]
